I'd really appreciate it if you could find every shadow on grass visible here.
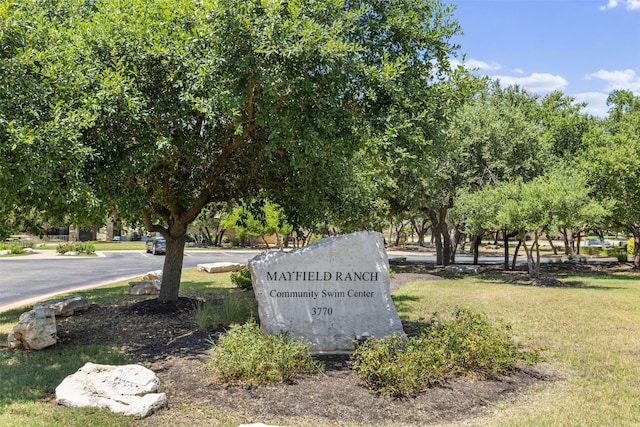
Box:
[0,344,128,408]
[392,294,421,315]
[477,271,632,290]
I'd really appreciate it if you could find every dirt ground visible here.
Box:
[51,262,600,426]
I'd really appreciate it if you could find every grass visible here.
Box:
[0,269,237,427]
[1,267,639,426]
[393,269,640,426]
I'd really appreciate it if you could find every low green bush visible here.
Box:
[612,250,628,262]
[56,242,76,254]
[430,308,537,376]
[77,242,96,254]
[0,243,24,254]
[582,246,602,256]
[56,241,96,254]
[207,321,322,385]
[351,334,447,397]
[351,308,543,397]
[230,267,253,289]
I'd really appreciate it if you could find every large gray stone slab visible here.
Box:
[249,231,405,353]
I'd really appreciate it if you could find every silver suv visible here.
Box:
[146,237,166,255]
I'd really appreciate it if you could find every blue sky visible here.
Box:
[446,0,640,117]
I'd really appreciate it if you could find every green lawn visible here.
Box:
[1,267,639,426]
[393,269,640,426]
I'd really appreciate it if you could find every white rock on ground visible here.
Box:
[129,280,161,295]
[141,270,163,281]
[33,295,91,317]
[444,264,482,274]
[55,362,168,418]
[197,262,245,273]
[7,307,57,350]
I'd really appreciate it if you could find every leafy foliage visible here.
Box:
[351,308,543,397]
[0,243,25,254]
[230,267,253,289]
[1,0,466,300]
[55,241,96,254]
[207,321,322,385]
[221,202,293,248]
[581,90,640,267]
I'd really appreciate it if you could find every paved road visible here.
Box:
[0,249,261,312]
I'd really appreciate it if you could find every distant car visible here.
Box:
[146,237,166,255]
[587,238,613,248]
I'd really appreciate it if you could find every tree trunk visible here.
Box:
[159,230,187,303]
[439,207,452,266]
[412,218,429,247]
[519,230,535,278]
[260,234,270,250]
[429,210,443,265]
[503,228,509,271]
[199,226,211,246]
[214,227,226,246]
[503,229,518,270]
[450,225,461,264]
[560,228,570,255]
[511,239,521,270]
[533,231,541,279]
[633,227,640,269]
[546,233,558,255]
[576,231,582,255]
[472,235,481,265]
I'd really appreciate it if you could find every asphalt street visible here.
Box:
[0,249,261,312]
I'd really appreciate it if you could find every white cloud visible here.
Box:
[491,72,568,93]
[586,69,640,91]
[574,92,610,117]
[464,58,501,71]
[600,0,640,10]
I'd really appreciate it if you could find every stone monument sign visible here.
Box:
[249,231,405,353]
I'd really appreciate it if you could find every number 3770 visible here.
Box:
[311,307,333,315]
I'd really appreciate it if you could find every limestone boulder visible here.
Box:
[34,295,91,317]
[129,280,161,295]
[141,270,162,281]
[7,307,57,350]
[55,362,167,418]
[197,262,245,273]
[444,264,482,274]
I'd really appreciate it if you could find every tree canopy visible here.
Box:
[1,0,465,300]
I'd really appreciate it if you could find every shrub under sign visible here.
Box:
[249,231,405,353]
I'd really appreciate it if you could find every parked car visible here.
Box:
[586,238,613,248]
[146,237,166,255]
